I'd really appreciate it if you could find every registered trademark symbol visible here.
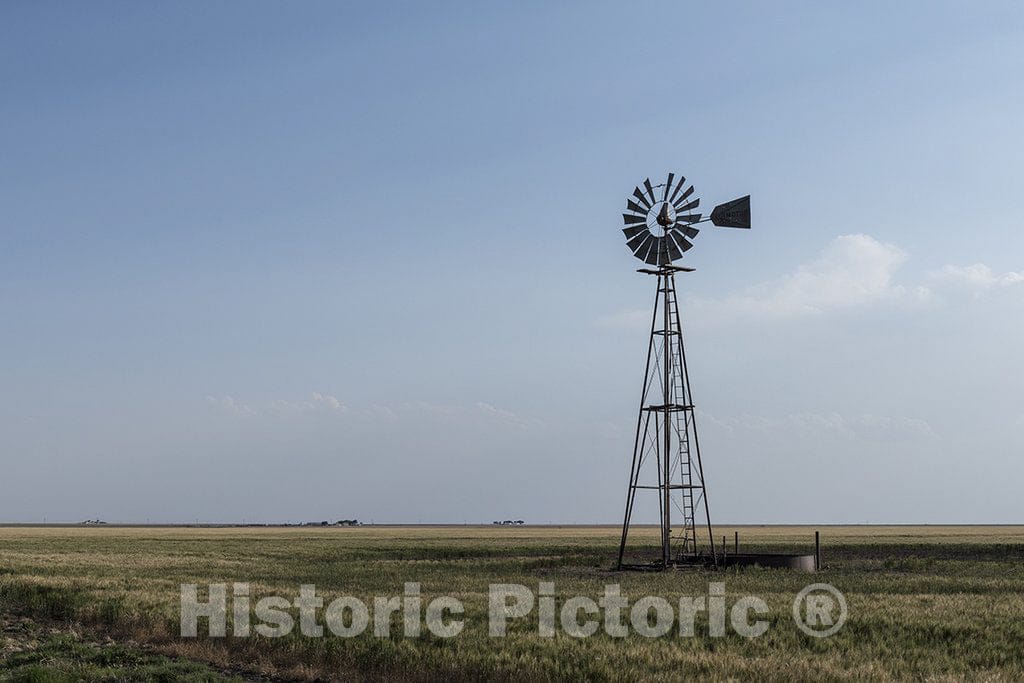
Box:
[792,583,847,637]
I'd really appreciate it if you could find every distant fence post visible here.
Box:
[815,530,821,571]
[734,531,739,554]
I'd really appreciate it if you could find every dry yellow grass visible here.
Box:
[2,524,1023,681]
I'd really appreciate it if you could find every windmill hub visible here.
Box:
[655,202,675,227]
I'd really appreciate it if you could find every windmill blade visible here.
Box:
[656,238,671,264]
[658,236,672,265]
[672,224,700,239]
[642,236,666,265]
[710,195,751,228]
[662,173,674,202]
[626,199,647,215]
[675,212,702,224]
[632,187,651,209]
[664,235,683,262]
[630,232,655,259]
[622,225,648,240]
[643,178,657,205]
[669,175,687,203]
[636,236,654,263]
[657,237,674,265]
[673,185,695,208]
[676,198,700,213]
[622,213,647,225]
[669,232,694,252]
[627,230,652,252]
[632,236,651,261]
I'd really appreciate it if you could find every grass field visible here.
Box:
[1,525,1023,681]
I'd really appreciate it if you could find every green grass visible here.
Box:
[0,634,242,682]
[1,525,1023,681]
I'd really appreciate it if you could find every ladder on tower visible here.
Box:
[666,280,698,560]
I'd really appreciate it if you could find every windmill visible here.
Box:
[617,173,750,570]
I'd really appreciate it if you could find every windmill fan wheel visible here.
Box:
[622,173,703,266]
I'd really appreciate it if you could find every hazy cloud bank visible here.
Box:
[599,233,1023,329]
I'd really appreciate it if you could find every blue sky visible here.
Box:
[1,2,1022,523]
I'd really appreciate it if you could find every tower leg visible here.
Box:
[617,280,660,570]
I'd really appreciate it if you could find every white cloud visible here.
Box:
[597,234,929,329]
[270,392,348,415]
[692,234,928,321]
[312,392,346,412]
[407,400,542,430]
[473,401,541,430]
[205,395,255,416]
[365,404,397,420]
[598,233,1020,328]
[928,263,1024,293]
[206,394,541,430]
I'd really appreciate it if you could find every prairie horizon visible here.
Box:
[3,524,1024,680]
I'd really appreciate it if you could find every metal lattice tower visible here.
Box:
[614,173,750,570]
[617,264,714,568]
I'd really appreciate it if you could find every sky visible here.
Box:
[1,1,1022,524]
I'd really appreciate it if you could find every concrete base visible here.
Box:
[619,552,817,572]
[722,553,817,571]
